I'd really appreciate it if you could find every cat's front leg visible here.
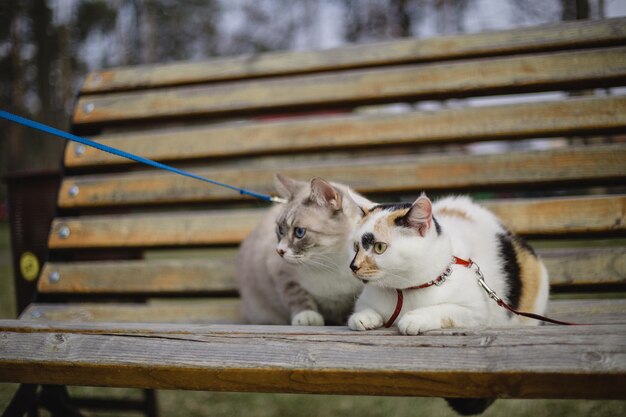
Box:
[348,308,384,331]
[397,304,480,335]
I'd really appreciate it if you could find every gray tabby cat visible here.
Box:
[236,174,370,325]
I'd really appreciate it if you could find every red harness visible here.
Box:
[383,256,579,328]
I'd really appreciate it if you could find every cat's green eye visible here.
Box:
[374,242,388,254]
[353,241,359,252]
[294,227,306,239]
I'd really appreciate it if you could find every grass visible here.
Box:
[0,220,625,416]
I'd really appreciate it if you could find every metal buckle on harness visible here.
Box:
[472,263,501,303]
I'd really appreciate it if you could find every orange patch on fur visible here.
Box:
[441,318,455,328]
[436,207,472,221]
[370,209,410,241]
[514,240,545,320]
[353,251,378,276]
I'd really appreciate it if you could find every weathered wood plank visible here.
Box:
[64,95,626,168]
[58,144,626,208]
[37,257,237,294]
[484,195,625,236]
[6,299,626,334]
[48,195,626,249]
[1,319,625,398]
[72,47,626,125]
[17,299,626,334]
[81,17,626,93]
[21,299,241,324]
[36,247,625,295]
[542,247,626,288]
[19,299,626,326]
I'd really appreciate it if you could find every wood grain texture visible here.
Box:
[58,143,626,208]
[64,95,626,168]
[483,195,626,236]
[36,247,625,295]
[80,17,626,93]
[37,256,236,294]
[1,319,625,398]
[48,195,626,249]
[21,299,241,323]
[18,299,626,326]
[20,298,626,325]
[542,247,626,287]
[48,209,260,248]
[72,47,626,125]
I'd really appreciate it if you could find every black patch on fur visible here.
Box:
[499,222,537,256]
[513,233,536,256]
[361,232,375,250]
[433,217,442,235]
[497,232,522,311]
[371,202,412,213]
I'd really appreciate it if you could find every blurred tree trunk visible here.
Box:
[141,0,157,64]
[32,0,52,123]
[8,1,24,172]
[58,23,72,127]
[390,0,411,37]
[561,0,589,20]
[343,0,362,42]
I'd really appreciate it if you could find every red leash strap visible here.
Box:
[496,299,581,326]
[384,257,465,328]
[469,257,583,326]
[383,256,582,328]
[384,290,404,328]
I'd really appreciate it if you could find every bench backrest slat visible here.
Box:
[37,247,626,296]
[48,195,625,250]
[58,143,625,208]
[73,47,626,126]
[81,17,626,93]
[64,95,626,169]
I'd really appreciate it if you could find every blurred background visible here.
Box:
[2,0,626,209]
[1,1,626,416]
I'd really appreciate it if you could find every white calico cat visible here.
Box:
[348,194,549,335]
[237,174,371,326]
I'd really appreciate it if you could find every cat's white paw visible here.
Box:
[348,309,383,331]
[397,311,439,335]
[292,310,325,326]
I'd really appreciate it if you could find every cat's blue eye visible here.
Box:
[294,227,306,239]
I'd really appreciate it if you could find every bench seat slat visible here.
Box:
[73,47,626,125]
[18,299,626,325]
[1,318,625,398]
[36,247,625,295]
[64,95,626,168]
[48,195,626,249]
[58,144,626,208]
[80,17,626,94]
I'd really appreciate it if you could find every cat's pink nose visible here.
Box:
[276,248,286,257]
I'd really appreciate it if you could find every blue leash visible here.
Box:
[0,110,286,204]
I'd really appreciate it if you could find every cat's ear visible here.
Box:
[274,173,301,200]
[310,178,342,211]
[345,190,374,217]
[402,193,433,237]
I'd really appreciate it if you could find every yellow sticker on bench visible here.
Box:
[20,252,40,281]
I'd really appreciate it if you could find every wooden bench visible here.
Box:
[2,17,626,416]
